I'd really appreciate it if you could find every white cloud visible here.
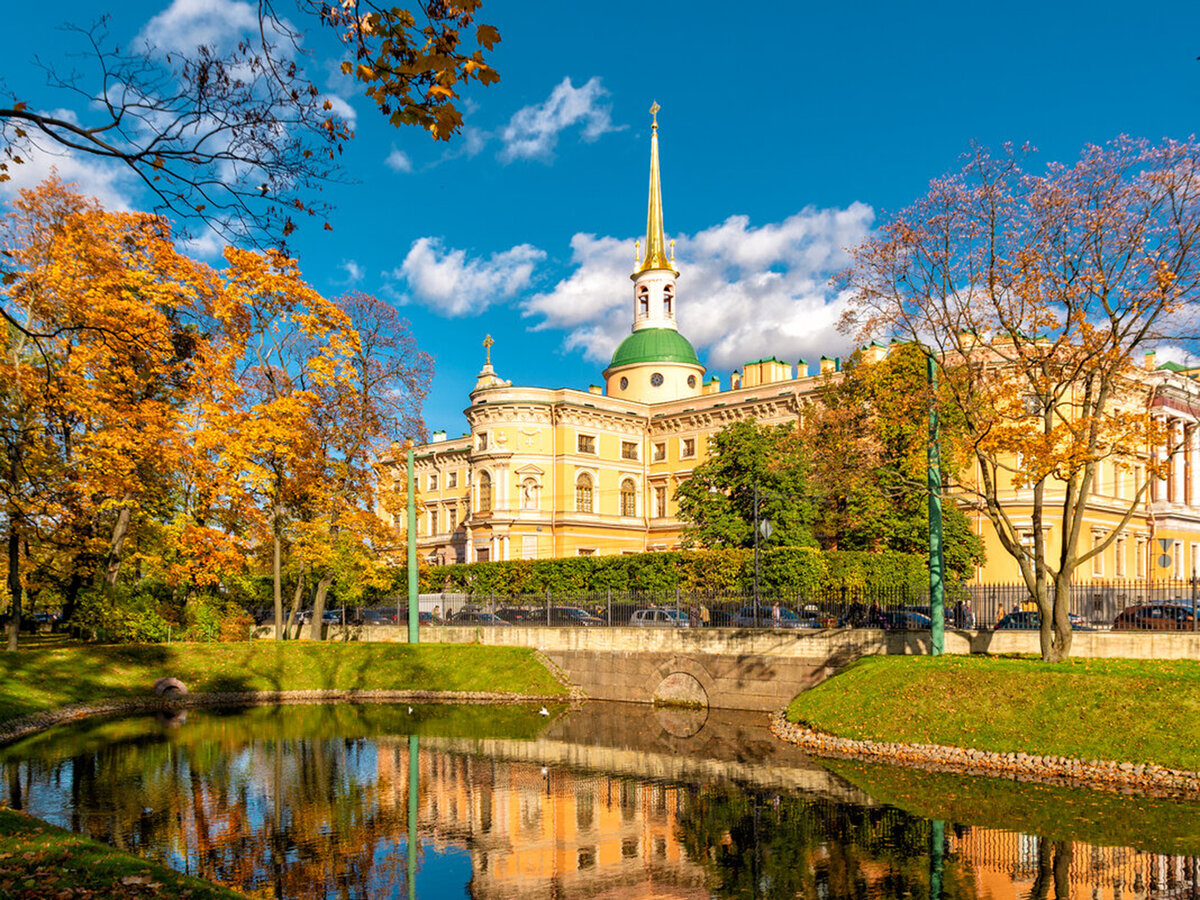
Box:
[498,77,620,163]
[523,203,877,371]
[392,238,545,316]
[385,147,413,173]
[139,0,264,53]
[339,259,364,284]
[0,115,136,212]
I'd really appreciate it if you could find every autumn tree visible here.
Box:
[840,138,1200,660]
[0,2,500,256]
[301,292,431,639]
[801,343,984,579]
[676,421,815,550]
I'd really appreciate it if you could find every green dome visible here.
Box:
[608,328,701,369]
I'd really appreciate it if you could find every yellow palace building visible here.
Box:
[398,108,1200,586]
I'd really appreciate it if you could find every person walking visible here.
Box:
[772,600,781,629]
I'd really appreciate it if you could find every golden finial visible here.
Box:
[633,103,677,278]
[482,333,494,366]
[635,239,641,263]
[650,101,660,129]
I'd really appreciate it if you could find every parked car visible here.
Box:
[996,611,1093,631]
[628,607,691,627]
[730,606,821,629]
[879,610,933,631]
[359,608,397,625]
[1112,603,1196,631]
[548,606,605,626]
[496,606,538,624]
[449,610,511,626]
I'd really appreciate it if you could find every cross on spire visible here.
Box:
[483,334,494,365]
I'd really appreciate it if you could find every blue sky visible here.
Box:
[3,1,1199,435]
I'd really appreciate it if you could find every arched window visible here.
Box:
[575,473,593,513]
[620,479,637,517]
[663,284,674,316]
[478,471,492,512]
[637,284,649,316]
[521,477,539,510]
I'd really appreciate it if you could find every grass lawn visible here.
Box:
[787,655,1200,772]
[0,807,247,899]
[0,641,568,724]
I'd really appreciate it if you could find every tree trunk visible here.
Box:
[103,496,135,587]
[6,514,21,652]
[1050,571,1075,662]
[309,571,335,642]
[284,572,305,635]
[272,523,283,642]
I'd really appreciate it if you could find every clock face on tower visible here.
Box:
[650,372,664,387]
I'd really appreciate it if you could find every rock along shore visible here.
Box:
[769,711,1200,801]
[0,689,570,748]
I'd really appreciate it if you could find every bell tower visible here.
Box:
[631,102,679,333]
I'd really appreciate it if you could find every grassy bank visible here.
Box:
[0,642,568,724]
[0,808,247,899]
[787,655,1200,772]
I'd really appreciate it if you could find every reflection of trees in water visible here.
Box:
[674,785,981,900]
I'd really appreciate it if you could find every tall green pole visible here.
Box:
[927,353,945,656]
[407,733,419,900]
[407,446,419,644]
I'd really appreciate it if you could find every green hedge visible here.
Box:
[416,547,926,599]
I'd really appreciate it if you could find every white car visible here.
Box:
[628,608,690,627]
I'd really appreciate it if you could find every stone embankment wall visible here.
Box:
[252,624,1200,711]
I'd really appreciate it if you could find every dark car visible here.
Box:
[1112,603,1196,631]
[996,611,1093,631]
[496,606,540,624]
[730,606,821,629]
[449,610,511,626]
[879,610,933,631]
[359,609,397,625]
[548,606,605,627]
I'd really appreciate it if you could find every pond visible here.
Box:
[2,701,1198,900]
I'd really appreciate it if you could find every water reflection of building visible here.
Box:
[949,827,1198,900]
[377,741,709,899]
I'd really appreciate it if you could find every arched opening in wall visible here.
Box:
[663,283,673,316]
[521,477,539,510]
[575,473,594,513]
[478,471,492,512]
[620,478,637,517]
[637,284,649,317]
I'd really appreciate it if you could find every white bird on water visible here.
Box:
[538,707,549,716]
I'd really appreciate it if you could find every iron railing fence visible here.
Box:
[339,578,1200,633]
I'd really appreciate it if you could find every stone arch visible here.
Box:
[650,655,715,709]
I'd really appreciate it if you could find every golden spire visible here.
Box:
[633,102,677,277]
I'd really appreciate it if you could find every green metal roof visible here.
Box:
[1158,361,1187,372]
[608,328,701,369]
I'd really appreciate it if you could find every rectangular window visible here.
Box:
[429,473,438,491]
[1115,535,1126,577]
[447,471,458,489]
[448,507,457,531]
[429,509,438,535]
[1136,537,1147,578]
[578,434,596,454]
[654,486,667,518]
[1174,540,1183,575]
[680,437,696,459]
[1192,542,1199,579]
[621,441,638,460]
[1091,532,1104,577]
[577,548,596,557]
[478,432,488,451]
[653,442,666,462]
[1115,464,1126,500]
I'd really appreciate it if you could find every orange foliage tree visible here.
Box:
[841,138,1200,660]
